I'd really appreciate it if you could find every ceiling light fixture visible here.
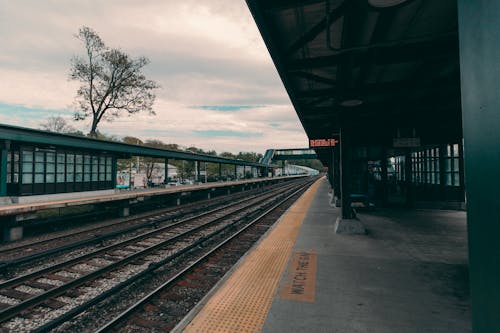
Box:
[368,0,408,8]
[340,99,363,107]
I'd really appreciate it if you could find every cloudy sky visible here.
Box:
[0,0,308,153]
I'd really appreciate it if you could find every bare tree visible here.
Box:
[39,116,78,134]
[70,26,159,137]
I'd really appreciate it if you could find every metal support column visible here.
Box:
[196,161,200,183]
[404,150,413,208]
[164,158,169,184]
[0,140,9,197]
[340,130,355,219]
[458,2,500,331]
[234,164,237,179]
[333,146,341,205]
[380,148,388,205]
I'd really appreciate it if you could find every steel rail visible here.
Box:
[0,180,291,270]
[0,180,307,324]
[37,179,313,333]
[93,180,312,333]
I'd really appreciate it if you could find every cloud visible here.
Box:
[0,0,308,153]
[192,105,265,112]
[193,130,263,138]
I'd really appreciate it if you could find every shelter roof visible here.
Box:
[0,123,267,167]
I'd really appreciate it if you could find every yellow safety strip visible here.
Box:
[182,177,323,333]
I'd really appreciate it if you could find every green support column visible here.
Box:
[458,1,500,331]
[404,150,413,208]
[340,130,354,219]
[234,164,237,180]
[334,128,364,234]
[0,140,9,196]
[164,158,169,184]
[380,148,388,206]
[112,156,117,188]
[333,146,341,204]
[196,161,200,182]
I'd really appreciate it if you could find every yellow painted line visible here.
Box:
[182,177,323,333]
[279,250,317,302]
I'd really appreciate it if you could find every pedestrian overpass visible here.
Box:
[260,148,318,165]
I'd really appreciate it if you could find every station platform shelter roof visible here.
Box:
[246,0,461,164]
[0,123,269,168]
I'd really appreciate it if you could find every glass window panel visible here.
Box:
[22,150,33,162]
[106,173,111,181]
[75,173,83,182]
[92,172,98,181]
[57,173,65,183]
[84,164,91,173]
[76,155,83,164]
[46,174,55,182]
[84,155,91,164]
[453,158,460,171]
[99,173,105,181]
[84,173,91,182]
[22,162,33,173]
[35,162,44,173]
[446,173,452,186]
[35,152,44,162]
[13,153,19,173]
[46,152,55,163]
[13,174,19,183]
[57,153,65,163]
[34,174,44,183]
[107,157,112,165]
[22,173,33,183]
[67,154,74,164]
[76,164,83,173]
[66,172,74,182]
[453,144,459,156]
[454,173,460,186]
[445,159,451,172]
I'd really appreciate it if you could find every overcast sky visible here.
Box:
[0,0,308,153]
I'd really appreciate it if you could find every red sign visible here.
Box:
[309,138,339,148]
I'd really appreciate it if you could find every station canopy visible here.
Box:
[246,0,462,164]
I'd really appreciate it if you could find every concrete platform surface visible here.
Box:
[181,177,471,333]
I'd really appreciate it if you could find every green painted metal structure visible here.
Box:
[458,1,500,331]
[0,123,270,197]
[260,148,318,164]
[0,124,267,166]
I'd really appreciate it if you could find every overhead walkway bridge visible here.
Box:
[260,148,317,165]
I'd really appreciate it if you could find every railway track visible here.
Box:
[0,180,295,273]
[0,177,315,332]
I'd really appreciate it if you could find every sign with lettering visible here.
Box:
[393,137,421,147]
[309,138,339,148]
[279,251,317,302]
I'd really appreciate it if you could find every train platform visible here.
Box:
[176,177,471,333]
[0,176,302,217]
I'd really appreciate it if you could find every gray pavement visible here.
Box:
[262,179,471,333]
